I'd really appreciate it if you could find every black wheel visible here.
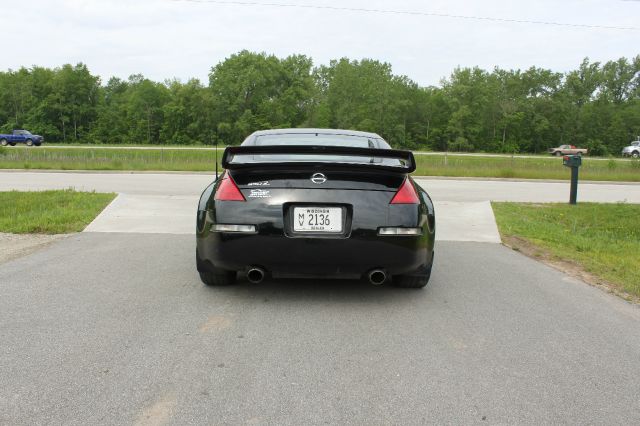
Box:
[554,151,562,157]
[25,139,33,146]
[196,249,237,286]
[0,139,7,146]
[633,151,640,159]
[393,253,434,289]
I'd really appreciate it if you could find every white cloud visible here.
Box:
[3,0,639,85]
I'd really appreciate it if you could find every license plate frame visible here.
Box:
[292,206,344,233]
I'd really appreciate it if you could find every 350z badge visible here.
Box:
[248,189,271,198]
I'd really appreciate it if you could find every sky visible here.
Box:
[3,0,639,86]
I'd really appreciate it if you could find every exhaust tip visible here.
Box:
[368,269,387,286]
[247,267,265,284]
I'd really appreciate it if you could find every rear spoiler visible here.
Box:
[221,145,416,173]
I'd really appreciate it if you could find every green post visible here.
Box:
[569,166,579,205]
[562,155,582,205]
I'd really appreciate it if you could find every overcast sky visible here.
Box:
[4,0,639,86]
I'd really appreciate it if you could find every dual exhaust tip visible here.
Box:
[247,267,388,286]
[367,269,387,286]
[247,267,266,284]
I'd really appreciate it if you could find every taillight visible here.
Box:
[390,178,420,204]
[214,174,245,201]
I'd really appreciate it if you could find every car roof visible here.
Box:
[249,128,383,139]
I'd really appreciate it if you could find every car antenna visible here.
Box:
[213,132,219,181]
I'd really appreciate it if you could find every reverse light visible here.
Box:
[211,224,257,233]
[390,179,420,204]
[215,175,245,201]
[378,227,422,236]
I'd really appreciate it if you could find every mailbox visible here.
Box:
[561,155,581,204]
[563,155,582,168]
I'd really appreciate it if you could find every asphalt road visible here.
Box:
[1,171,638,202]
[1,233,639,424]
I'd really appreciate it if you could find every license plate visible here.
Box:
[293,207,343,233]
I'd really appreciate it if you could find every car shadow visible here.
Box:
[198,274,433,305]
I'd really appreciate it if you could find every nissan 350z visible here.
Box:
[196,129,436,288]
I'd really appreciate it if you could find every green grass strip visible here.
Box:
[1,147,640,181]
[0,189,116,234]
[492,202,640,298]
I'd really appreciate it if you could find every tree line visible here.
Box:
[0,51,639,154]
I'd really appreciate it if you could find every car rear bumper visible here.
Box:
[197,229,434,279]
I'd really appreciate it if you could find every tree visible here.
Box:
[50,63,100,141]
[0,54,638,152]
[126,74,169,144]
[209,50,315,144]
[161,79,213,144]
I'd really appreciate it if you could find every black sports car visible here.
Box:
[196,129,436,288]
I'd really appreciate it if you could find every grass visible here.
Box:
[0,189,116,234]
[0,147,221,172]
[414,154,640,181]
[0,146,639,181]
[492,202,640,299]
[40,142,219,148]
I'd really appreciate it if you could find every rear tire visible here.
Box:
[393,253,434,289]
[196,249,237,286]
[199,271,236,286]
[0,139,7,146]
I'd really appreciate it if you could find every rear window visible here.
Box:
[254,133,387,149]
[234,133,404,168]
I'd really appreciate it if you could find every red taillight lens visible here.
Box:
[390,178,420,204]
[214,175,245,201]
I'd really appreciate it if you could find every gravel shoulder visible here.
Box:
[0,233,68,265]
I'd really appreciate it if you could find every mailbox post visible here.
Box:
[562,155,582,205]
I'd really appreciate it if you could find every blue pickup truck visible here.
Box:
[0,130,44,147]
